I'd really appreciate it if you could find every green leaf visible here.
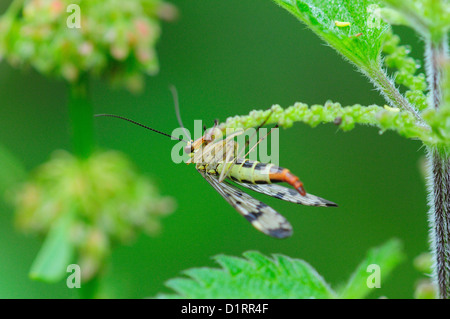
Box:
[214,255,254,276]
[157,240,404,299]
[29,210,75,283]
[338,239,405,299]
[157,251,336,299]
[273,0,390,69]
[165,278,206,298]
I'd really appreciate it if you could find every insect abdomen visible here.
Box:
[268,166,306,196]
[218,159,306,196]
[217,159,273,184]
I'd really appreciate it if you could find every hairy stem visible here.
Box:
[426,39,447,110]
[426,35,449,299]
[68,76,94,159]
[366,66,424,125]
[428,148,450,299]
[68,76,103,297]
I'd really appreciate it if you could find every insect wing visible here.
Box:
[198,170,293,238]
[232,182,337,207]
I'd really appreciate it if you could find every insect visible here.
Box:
[96,90,337,239]
[334,21,351,27]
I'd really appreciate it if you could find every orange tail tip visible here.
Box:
[270,169,307,196]
[296,184,306,196]
[291,178,306,196]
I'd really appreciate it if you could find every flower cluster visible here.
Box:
[381,0,449,41]
[220,101,439,144]
[0,0,176,91]
[382,31,428,111]
[15,150,174,281]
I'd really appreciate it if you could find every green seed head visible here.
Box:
[0,0,176,92]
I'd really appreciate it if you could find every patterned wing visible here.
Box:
[232,182,338,207]
[198,170,293,238]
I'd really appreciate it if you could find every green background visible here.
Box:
[0,0,428,298]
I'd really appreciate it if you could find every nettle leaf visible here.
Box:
[338,239,405,299]
[273,0,390,69]
[158,251,336,299]
[156,240,404,299]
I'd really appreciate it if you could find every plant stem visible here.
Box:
[68,76,104,298]
[428,148,450,299]
[426,39,447,111]
[425,35,449,299]
[68,76,94,159]
[367,66,424,125]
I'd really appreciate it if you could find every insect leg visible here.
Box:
[241,109,274,154]
[221,111,276,180]
[242,124,278,159]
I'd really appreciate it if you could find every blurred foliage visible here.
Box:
[338,239,404,298]
[381,0,449,42]
[158,239,404,298]
[413,252,438,299]
[14,150,174,282]
[0,0,177,91]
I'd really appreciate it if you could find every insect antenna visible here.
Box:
[243,109,274,152]
[170,85,191,141]
[94,113,188,142]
